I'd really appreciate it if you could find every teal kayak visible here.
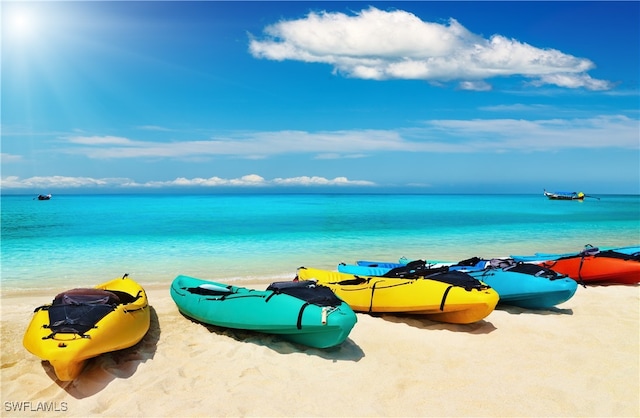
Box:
[170,275,357,349]
[345,259,578,310]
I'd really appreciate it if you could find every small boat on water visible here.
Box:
[297,266,499,324]
[543,189,584,200]
[512,245,640,285]
[349,259,578,310]
[170,275,357,349]
[23,275,151,381]
[36,194,52,200]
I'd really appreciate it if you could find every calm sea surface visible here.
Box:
[1,194,639,291]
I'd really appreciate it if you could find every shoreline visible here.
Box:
[2,240,639,293]
[2,280,639,417]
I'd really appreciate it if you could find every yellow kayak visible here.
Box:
[296,267,499,324]
[23,275,150,381]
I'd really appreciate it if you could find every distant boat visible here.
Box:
[36,194,52,200]
[543,189,585,200]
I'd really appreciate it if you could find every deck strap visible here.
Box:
[440,285,453,311]
[297,302,311,329]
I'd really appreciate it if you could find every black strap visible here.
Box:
[577,255,587,287]
[440,285,453,311]
[369,282,378,312]
[123,305,148,313]
[43,332,91,340]
[296,302,311,329]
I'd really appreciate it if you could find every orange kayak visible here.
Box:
[539,250,640,285]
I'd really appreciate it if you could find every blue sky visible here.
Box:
[2,1,638,194]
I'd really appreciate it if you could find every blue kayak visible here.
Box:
[511,244,640,262]
[607,245,640,256]
[346,258,578,309]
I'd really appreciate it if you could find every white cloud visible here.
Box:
[66,135,134,145]
[272,176,374,186]
[0,175,131,189]
[0,174,375,189]
[136,125,173,132]
[57,115,638,161]
[480,104,553,112]
[421,115,639,151]
[145,174,269,187]
[314,153,368,160]
[61,130,410,159]
[1,153,24,163]
[532,73,612,91]
[458,80,492,91]
[249,7,612,90]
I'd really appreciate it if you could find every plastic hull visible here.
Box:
[297,267,498,324]
[512,245,640,261]
[170,275,357,349]
[465,270,578,309]
[22,277,151,381]
[539,256,640,285]
[343,262,578,309]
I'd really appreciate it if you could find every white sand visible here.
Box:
[1,282,638,417]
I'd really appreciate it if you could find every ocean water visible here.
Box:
[1,193,639,291]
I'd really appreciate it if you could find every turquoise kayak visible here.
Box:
[170,275,357,349]
[347,259,578,309]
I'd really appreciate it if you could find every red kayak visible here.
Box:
[539,250,640,285]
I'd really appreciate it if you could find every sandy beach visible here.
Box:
[1,281,638,417]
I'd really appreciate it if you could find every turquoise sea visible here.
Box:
[1,193,639,291]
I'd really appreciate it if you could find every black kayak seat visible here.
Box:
[53,288,121,306]
[46,288,121,337]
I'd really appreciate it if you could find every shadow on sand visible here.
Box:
[180,312,365,362]
[375,303,574,333]
[44,306,161,399]
[495,304,574,316]
[375,312,498,334]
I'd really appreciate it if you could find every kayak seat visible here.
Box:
[383,260,448,279]
[427,271,490,291]
[46,288,120,338]
[53,288,121,306]
[267,280,343,307]
[185,286,232,297]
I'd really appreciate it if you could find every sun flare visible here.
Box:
[6,9,38,41]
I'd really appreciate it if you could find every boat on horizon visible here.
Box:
[36,194,52,200]
[543,189,585,200]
